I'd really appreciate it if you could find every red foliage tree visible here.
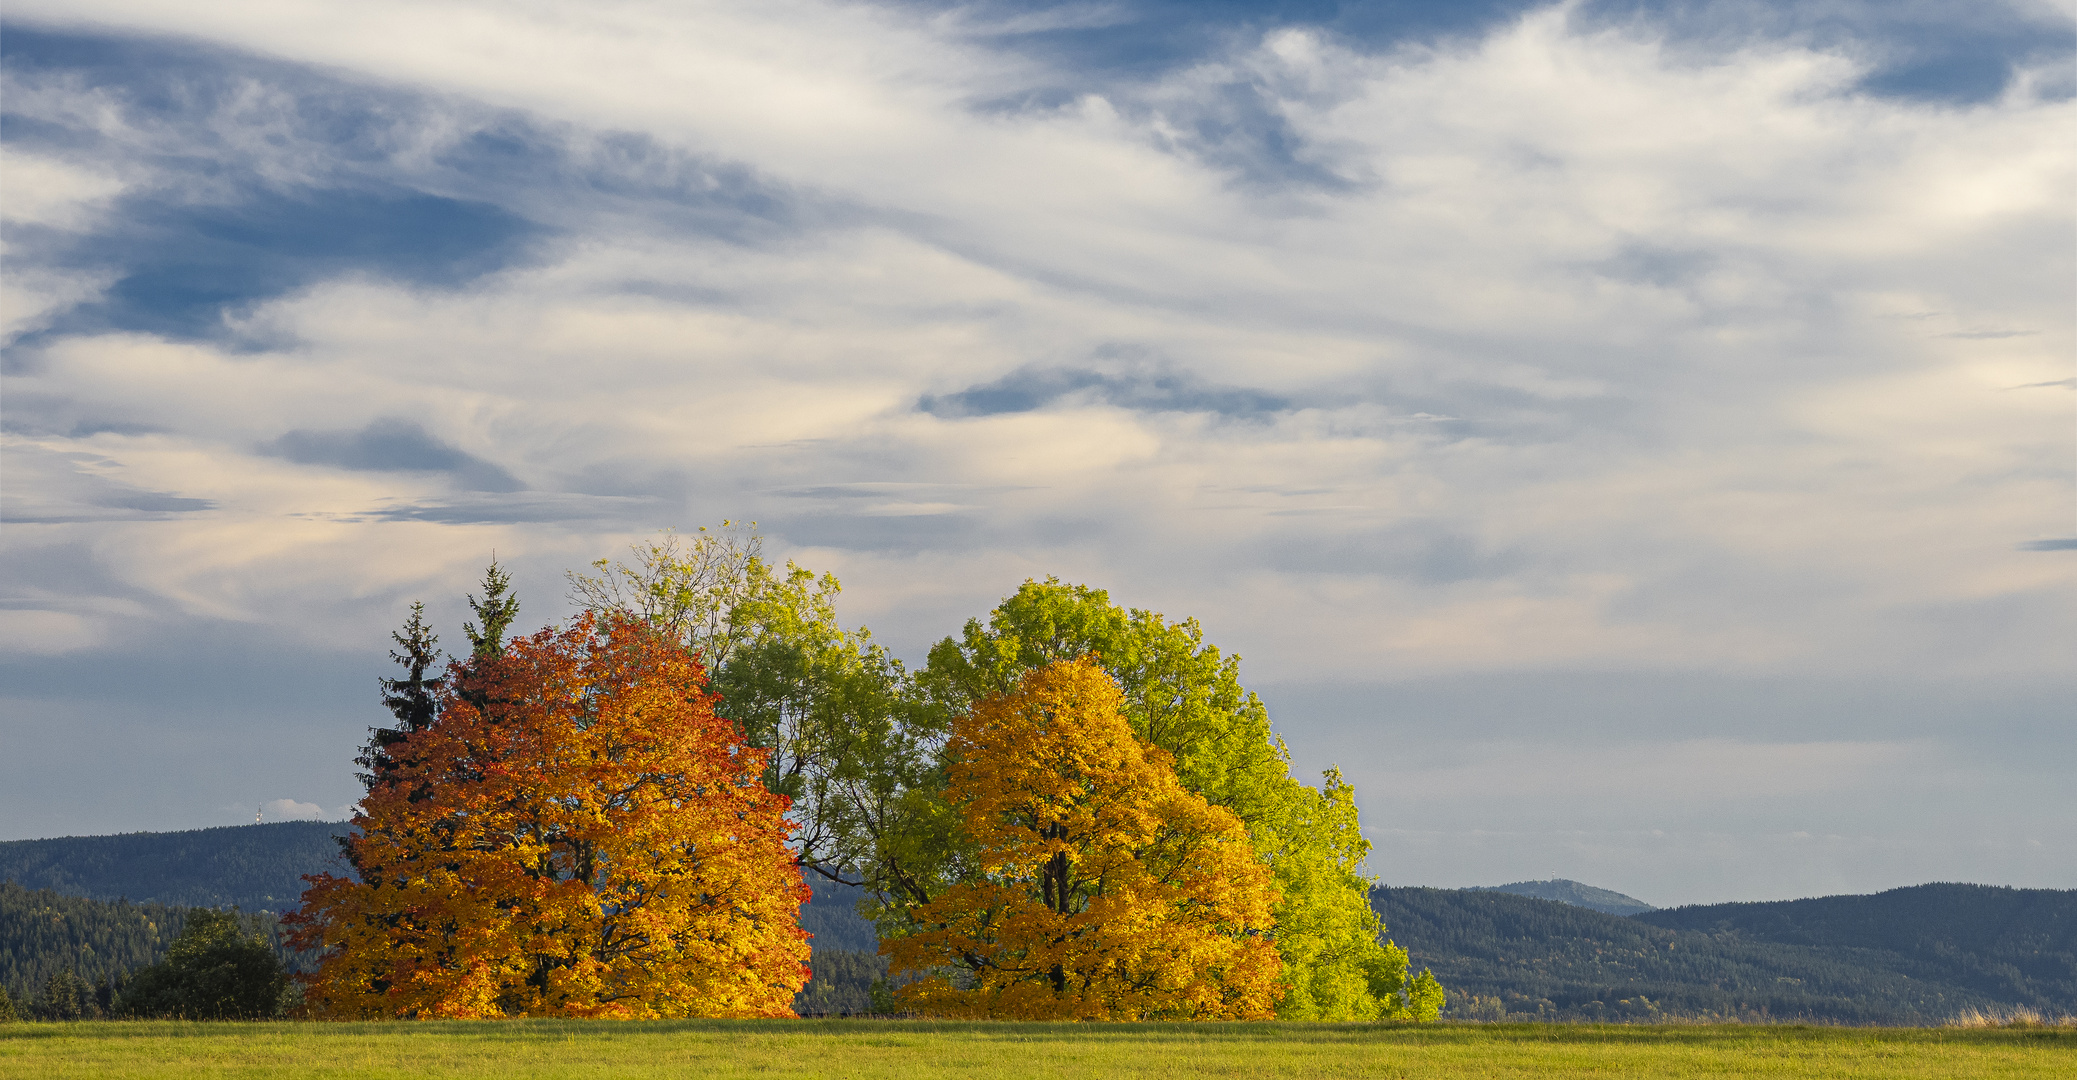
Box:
[288,612,808,1018]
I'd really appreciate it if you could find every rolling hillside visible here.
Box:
[1470,879,1656,916]
[1374,884,2077,1024]
[0,822,350,913]
[0,882,305,1007]
[10,823,2072,1023]
[1635,884,2076,1013]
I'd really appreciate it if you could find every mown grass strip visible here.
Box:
[3,1020,2071,1079]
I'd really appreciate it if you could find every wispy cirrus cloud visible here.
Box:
[0,0,2070,900]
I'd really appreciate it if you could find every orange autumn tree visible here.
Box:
[888,658,1281,1020]
[287,612,808,1018]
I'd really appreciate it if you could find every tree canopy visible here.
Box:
[117,908,289,1020]
[567,527,917,885]
[907,578,1427,1019]
[290,611,808,1018]
[888,660,1281,1019]
[332,531,1444,1022]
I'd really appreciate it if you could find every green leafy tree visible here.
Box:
[566,524,765,667]
[568,526,916,885]
[118,909,289,1020]
[907,578,1431,1019]
[566,538,1444,1020]
[707,565,916,882]
[0,983,16,1022]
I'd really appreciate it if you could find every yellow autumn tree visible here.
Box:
[286,613,809,1018]
[887,658,1281,1019]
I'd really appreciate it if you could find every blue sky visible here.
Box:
[2,0,2071,904]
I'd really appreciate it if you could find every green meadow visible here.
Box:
[3,1021,2070,1079]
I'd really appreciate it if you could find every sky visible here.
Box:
[1,0,2071,907]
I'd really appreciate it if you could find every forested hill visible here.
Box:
[1373,885,2077,1024]
[1632,884,2076,1012]
[0,883,188,1004]
[1469,879,1656,916]
[2,823,878,951]
[0,822,350,913]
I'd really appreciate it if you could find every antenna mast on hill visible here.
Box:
[255,805,262,824]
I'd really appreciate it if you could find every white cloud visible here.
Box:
[258,797,334,821]
[0,149,128,229]
[0,2,2070,891]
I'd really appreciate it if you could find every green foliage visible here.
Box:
[707,562,914,880]
[0,882,185,1005]
[0,882,313,1017]
[462,558,520,660]
[568,527,920,885]
[565,524,766,668]
[117,909,290,1020]
[910,578,1417,1019]
[0,822,348,913]
[1633,884,2077,1009]
[0,982,15,1022]
[569,544,1435,1019]
[792,949,887,1016]
[359,600,446,793]
[913,579,1287,820]
[29,970,96,1020]
[1405,969,1447,1022]
[1374,885,2076,1024]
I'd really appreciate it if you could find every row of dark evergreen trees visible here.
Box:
[0,883,293,1021]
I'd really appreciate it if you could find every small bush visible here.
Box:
[117,909,289,1020]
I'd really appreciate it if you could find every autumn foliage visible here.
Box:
[287,613,808,1018]
[888,659,1282,1020]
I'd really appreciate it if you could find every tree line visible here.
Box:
[0,822,348,913]
[284,524,1444,1021]
[1375,885,2076,1024]
[0,883,296,1021]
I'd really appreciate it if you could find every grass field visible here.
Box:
[3,1021,2072,1079]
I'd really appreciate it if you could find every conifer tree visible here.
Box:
[464,558,521,659]
[357,601,444,791]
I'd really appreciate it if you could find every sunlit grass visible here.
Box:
[3,1020,2071,1079]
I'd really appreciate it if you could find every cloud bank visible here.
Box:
[1,0,2071,902]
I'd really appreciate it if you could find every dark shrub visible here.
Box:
[29,971,94,1021]
[118,909,288,1019]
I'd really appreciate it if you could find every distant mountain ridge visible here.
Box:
[0,823,879,945]
[0,822,350,913]
[1375,882,2076,1023]
[1469,879,1656,916]
[1635,883,2074,1012]
[10,823,2072,1024]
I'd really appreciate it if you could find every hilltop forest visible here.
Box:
[1378,883,2077,1024]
